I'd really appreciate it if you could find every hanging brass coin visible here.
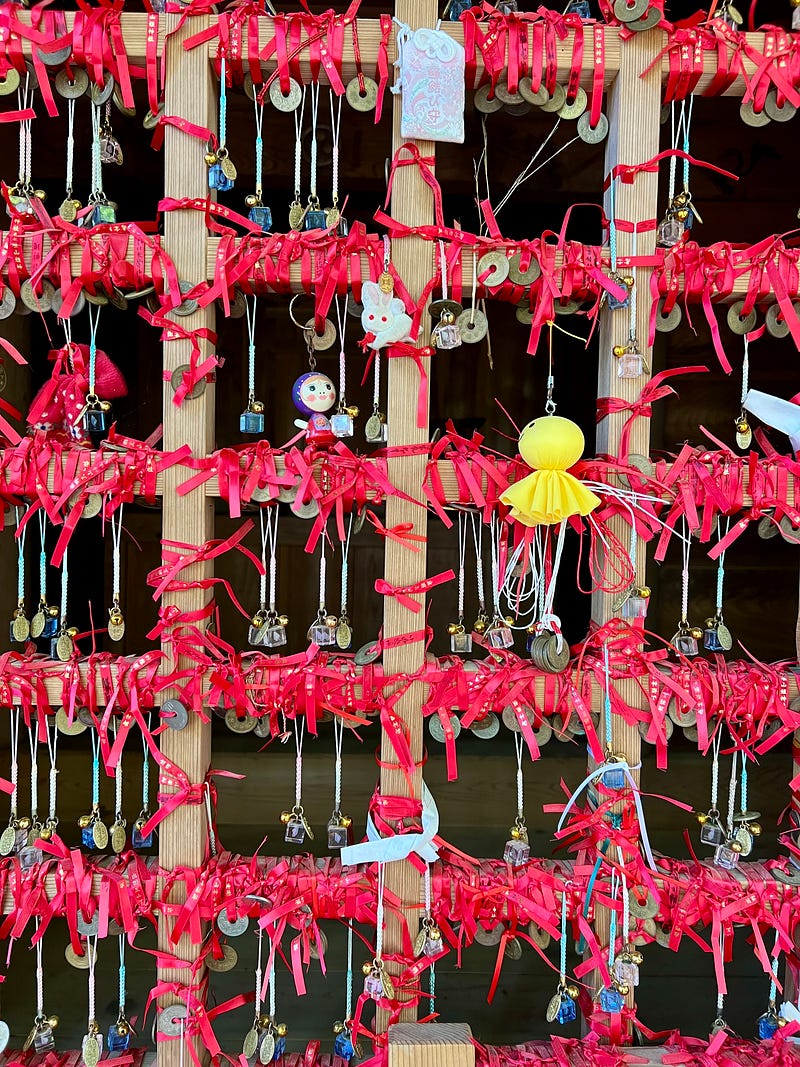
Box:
[429,713,461,743]
[470,712,500,739]
[335,622,352,650]
[533,720,553,746]
[112,84,136,118]
[614,0,649,20]
[0,288,15,320]
[557,87,587,121]
[740,99,770,127]
[655,299,682,332]
[540,84,567,114]
[476,251,509,287]
[303,317,336,350]
[143,105,165,130]
[0,69,21,96]
[59,198,78,223]
[508,253,541,285]
[170,364,206,399]
[56,633,74,662]
[29,611,46,639]
[627,4,662,29]
[765,89,796,123]
[456,308,488,343]
[553,298,580,315]
[56,707,86,736]
[628,888,658,919]
[66,943,95,969]
[242,1029,259,1059]
[515,304,535,325]
[494,79,522,105]
[726,300,757,335]
[207,944,239,972]
[89,73,115,106]
[225,709,257,734]
[220,155,237,182]
[92,821,109,851]
[288,201,306,231]
[735,423,752,450]
[55,68,89,99]
[577,112,609,143]
[473,84,504,113]
[345,76,378,111]
[504,102,532,117]
[291,497,320,520]
[473,923,503,946]
[83,1033,100,1067]
[269,77,302,111]
[528,922,551,950]
[308,927,329,960]
[518,78,549,106]
[504,937,523,960]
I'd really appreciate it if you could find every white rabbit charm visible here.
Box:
[360,280,413,351]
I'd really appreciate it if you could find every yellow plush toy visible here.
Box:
[500,416,601,526]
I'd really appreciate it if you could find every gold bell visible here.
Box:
[346,405,359,418]
[473,618,487,634]
[275,1023,288,1037]
[729,839,743,853]
[361,962,373,976]
[778,1016,788,1027]
[109,610,124,626]
[636,586,651,598]
[251,615,264,628]
[245,194,259,208]
[447,623,460,635]
[504,615,515,627]
[566,984,580,1000]
[675,209,689,222]
[117,1022,130,1037]
[47,1016,59,1030]
[99,400,112,413]
[17,816,31,830]
[341,815,353,828]
[630,950,644,965]
[509,826,522,840]
[324,614,338,627]
[749,822,762,836]
[48,606,60,617]
[428,927,442,941]
[39,826,52,842]
[78,814,93,829]
[67,626,79,638]
[622,275,635,288]
[696,812,708,825]
[279,810,293,825]
[616,982,630,997]
[204,151,218,166]
[736,419,749,434]
[690,626,704,640]
[277,615,289,627]
[333,1021,344,1035]
[612,344,627,358]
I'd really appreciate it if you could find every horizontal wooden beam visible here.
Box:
[0,233,156,285]
[14,12,164,67]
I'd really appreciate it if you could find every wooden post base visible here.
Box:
[388,1023,475,1067]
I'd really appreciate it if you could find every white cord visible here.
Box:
[292,88,307,202]
[710,731,721,811]
[438,240,448,301]
[294,719,305,809]
[680,518,690,625]
[268,958,276,1020]
[375,862,386,960]
[60,546,69,629]
[246,296,257,399]
[334,294,347,405]
[308,82,320,203]
[111,505,123,603]
[35,917,44,1017]
[329,89,341,207]
[340,513,353,617]
[470,514,485,612]
[741,337,749,407]
[333,717,344,811]
[204,781,217,858]
[28,725,38,824]
[46,718,58,824]
[726,747,738,834]
[65,99,75,198]
[9,707,19,818]
[113,721,122,820]
[254,928,263,1014]
[87,932,98,1024]
[318,547,327,614]
[456,513,467,620]
[372,348,381,409]
[514,733,524,819]
[90,103,103,199]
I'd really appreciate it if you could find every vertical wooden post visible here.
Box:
[589,32,663,1028]
[158,15,215,1067]
[377,0,437,1030]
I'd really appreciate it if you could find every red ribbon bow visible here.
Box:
[374,569,455,613]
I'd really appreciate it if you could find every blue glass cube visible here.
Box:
[248,205,272,232]
[758,1012,779,1040]
[703,627,725,652]
[208,163,234,192]
[42,615,59,639]
[331,412,354,438]
[107,1023,131,1051]
[82,826,96,849]
[303,209,327,231]
[566,0,592,16]
[602,766,625,791]
[334,1032,355,1059]
[607,289,629,311]
[272,1036,286,1061]
[448,0,472,18]
[599,988,624,1012]
[556,995,577,1025]
[91,203,117,225]
[240,410,265,434]
[132,826,154,849]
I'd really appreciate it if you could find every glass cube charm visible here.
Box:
[83,406,108,433]
[503,837,530,867]
[208,163,234,192]
[621,594,648,619]
[497,0,518,11]
[607,289,629,311]
[699,820,725,847]
[33,1025,55,1052]
[284,816,306,845]
[758,1011,780,1040]
[309,622,337,646]
[613,959,640,988]
[331,412,354,438]
[487,624,514,649]
[41,614,59,640]
[617,351,643,379]
[566,0,592,15]
[272,1036,286,1061]
[714,841,740,869]
[793,3,800,29]
[263,623,287,648]
[364,972,384,1000]
[248,205,272,232]
[657,215,684,248]
[432,311,462,350]
[90,202,117,225]
[240,408,265,434]
[556,994,577,1024]
[132,823,154,849]
[304,209,327,231]
[674,633,699,657]
[107,1022,131,1052]
[327,818,350,849]
[8,194,35,216]
[703,625,725,652]
[82,826,96,849]
[450,628,472,653]
[19,845,42,869]
[602,763,626,791]
[599,988,625,1012]
[334,1031,356,1059]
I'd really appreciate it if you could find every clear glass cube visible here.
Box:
[503,838,530,866]
[617,352,643,379]
[714,842,740,869]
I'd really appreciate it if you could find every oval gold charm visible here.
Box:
[12,615,30,642]
[335,622,352,650]
[288,201,306,231]
[59,198,78,223]
[259,1033,275,1065]
[716,623,733,651]
[220,156,237,181]
[413,928,428,957]
[107,617,126,642]
[111,823,126,854]
[92,821,109,851]
[242,1029,259,1059]
[56,633,74,662]
[735,427,752,450]
[0,826,16,856]
[83,1033,100,1067]
[546,992,562,1024]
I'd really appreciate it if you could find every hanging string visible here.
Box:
[117,934,127,1019]
[608,174,617,277]
[456,512,467,621]
[252,92,264,202]
[90,730,100,812]
[268,956,276,1020]
[514,733,525,821]
[470,513,485,616]
[308,81,320,205]
[34,917,44,1020]
[17,74,32,191]
[218,56,228,150]
[38,512,48,606]
[628,231,638,344]
[333,716,344,814]
[59,546,69,630]
[318,543,327,615]
[334,293,347,408]
[709,730,721,813]
[545,321,556,414]
[329,89,342,212]
[680,518,691,626]
[245,295,257,401]
[740,336,750,410]
[86,931,98,1027]
[603,642,613,751]
[255,927,263,1015]
[45,716,58,829]
[715,518,730,617]
[113,720,122,825]
[725,746,739,836]
[141,713,151,815]
[28,725,39,828]
[559,882,571,983]
[294,718,305,810]
[668,102,678,205]
[87,301,101,399]
[292,87,308,206]
[344,921,354,1022]
[375,862,386,960]
[90,103,103,200]
[15,506,26,608]
[110,504,123,605]
[9,706,19,823]
[493,120,577,217]
[204,781,217,857]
